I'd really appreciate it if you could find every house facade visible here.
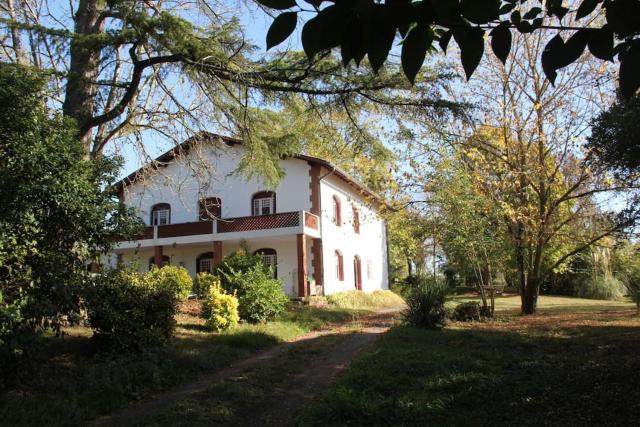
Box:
[109,134,389,297]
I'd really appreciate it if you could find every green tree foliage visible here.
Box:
[587,94,640,182]
[0,63,139,371]
[0,0,462,162]
[259,0,640,97]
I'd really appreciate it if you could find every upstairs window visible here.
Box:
[199,197,222,221]
[332,195,342,226]
[352,206,360,234]
[335,250,344,281]
[151,203,171,226]
[252,191,276,216]
[254,248,277,278]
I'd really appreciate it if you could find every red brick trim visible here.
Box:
[154,245,163,267]
[212,241,222,268]
[308,163,322,215]
[311,238,323,288]
[297,233,308,297]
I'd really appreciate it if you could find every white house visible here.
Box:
[109,133,389,297]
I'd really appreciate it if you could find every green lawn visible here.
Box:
[0,303,364,426]
[299,296,640,426]
[448,293,635,314]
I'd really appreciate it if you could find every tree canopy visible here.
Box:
[259,0,640,98]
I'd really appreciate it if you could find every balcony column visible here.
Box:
[154,245,163,267]
[297,233,308,298]
[212,241,223,268]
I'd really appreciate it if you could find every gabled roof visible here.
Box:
[114,132,384,205]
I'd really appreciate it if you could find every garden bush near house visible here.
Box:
[326,290,405,310]
[221,265,289,323]
[193,272,221,298]
[202,287,239,332]
[451,301,490,322]
[403,280,447,329]
[144,265,193,301]
[215,247,268,292]
[575,276,625,301]
[84,270,178,352]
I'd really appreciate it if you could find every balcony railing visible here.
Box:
[217,211,300,233]
[124,211,320,243]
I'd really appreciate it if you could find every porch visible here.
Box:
[112,232,323,298]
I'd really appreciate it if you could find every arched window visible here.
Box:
[199,197,222,221]
[332,195,342,226]
[196,252,214,273]
[150,203,171,226]
[335,250,344,281]
[252,191,276,216]
[254,248,277,278]
[148,255,170,270]
[353,255,362,290]
[352,206,360,234]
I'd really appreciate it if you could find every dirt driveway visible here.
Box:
[93,307,404,426]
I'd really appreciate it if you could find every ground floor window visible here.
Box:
[254,248,277,278]
[197,251,214,273]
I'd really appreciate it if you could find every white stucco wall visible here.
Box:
[318,174,389,295]
[122,143,311,224]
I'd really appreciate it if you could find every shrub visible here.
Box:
[403,280,447,329]
[215,249,268,293]
[221,265,289,323]
[451,301,490,322]
[326,290,405,310]
[84,270,178,352]
[193,272,221,298]
[144,265,193,301]
[202,287,239,332]
[575,276,625,301]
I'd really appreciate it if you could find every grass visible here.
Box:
[326,289,405,310]
[0,302,364,426]
[448,293,635,314]
[299,297,640,426]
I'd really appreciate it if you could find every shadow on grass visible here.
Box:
[298,312,640,427]
[0,323,286,426]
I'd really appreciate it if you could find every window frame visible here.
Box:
[148,255,170,270]
[335,250,344,281]
[332,195,342,226]
[352,206,360,234]
[251,191,276,216]
[150,203,171,226]
[196,251,214,273]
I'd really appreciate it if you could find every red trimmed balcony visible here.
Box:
[120,211,320,247]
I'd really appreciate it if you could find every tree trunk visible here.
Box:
[62,0,104,155]
[522,276,539,315]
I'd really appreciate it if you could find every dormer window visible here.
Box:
[252,191,276,216]
[332,195,342,226]
[199,197,222,221]
[151,203,171,226]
